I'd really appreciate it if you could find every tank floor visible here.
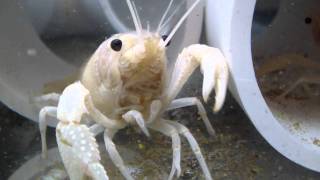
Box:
[1,94,320,179]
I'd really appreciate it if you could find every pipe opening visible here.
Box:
[253,0,320,148]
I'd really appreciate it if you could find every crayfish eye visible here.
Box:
[110,39,122,51]
[161,35,171,47]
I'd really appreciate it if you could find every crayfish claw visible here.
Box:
[56,123,108,180]
[167,44,229,112]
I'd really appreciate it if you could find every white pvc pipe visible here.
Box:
[206,0,320,172]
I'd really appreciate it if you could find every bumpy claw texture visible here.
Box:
[166,44,229,113]
[56,123,108,180]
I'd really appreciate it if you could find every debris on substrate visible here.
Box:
[254,53,320,150]
[255,53,320,100]
[1,96,320,179]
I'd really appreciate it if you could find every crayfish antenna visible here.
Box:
[158,0,186,34]
[126,0,142,34]
[157,0,174,32]
[163,0,202,47]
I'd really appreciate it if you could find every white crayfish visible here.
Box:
[37,0,229,179]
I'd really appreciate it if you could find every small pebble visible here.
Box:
[138,143,145,150]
